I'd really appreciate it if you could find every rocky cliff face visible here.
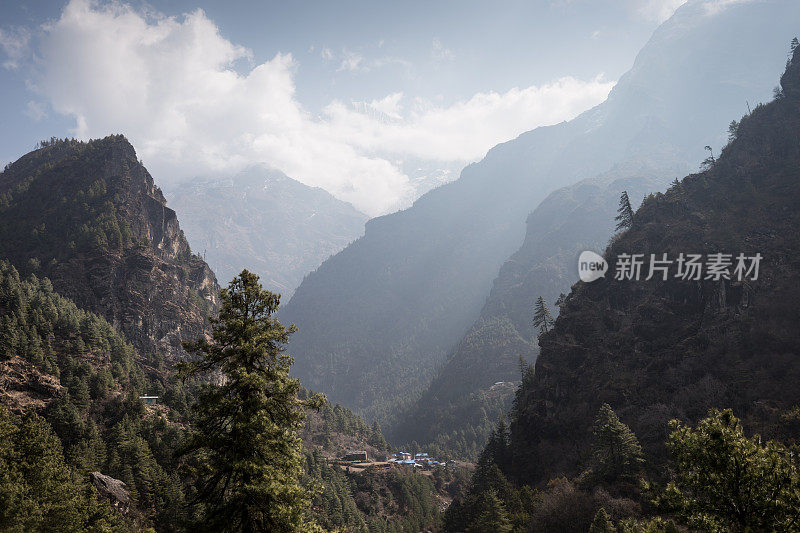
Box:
[506,44,800,486]
[0,135,219,360]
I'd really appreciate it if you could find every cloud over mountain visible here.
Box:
[24,0,613,215]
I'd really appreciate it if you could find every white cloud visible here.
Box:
[27,0,614,216]
[337,49,365,72]
[325,75,613,162]
[431,39,455,61]
[0,26,30,70]
[24,100,47,121]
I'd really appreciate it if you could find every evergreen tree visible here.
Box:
[368,420,389,450]
[467,489,512,533]
[532,296,554,335]
[0,406,119,531]
[178,270,324,532]
[590,403,644,482]
[589,508,615,533]
[701,145,716,169]
[727,120,740,142]
[615,190,634,231]
[791,36,799,53]
[661,409,800,531]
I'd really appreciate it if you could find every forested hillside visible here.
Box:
[445,41,800,532]
[0,136,219,360]
[0,139,450,532]
[0,258,449,531]
[0,260,190,529]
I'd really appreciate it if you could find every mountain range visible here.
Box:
[279,0,800,428]
[166,165,367,297]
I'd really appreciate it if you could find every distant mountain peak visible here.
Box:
[166,166,367,297]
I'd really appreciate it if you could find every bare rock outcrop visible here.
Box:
[90,472,131,515]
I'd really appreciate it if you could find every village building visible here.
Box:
[343,450,368,462]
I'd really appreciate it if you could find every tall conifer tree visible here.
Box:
[615,190,634,231]
[179,270,323,532]
[532,296,554,335]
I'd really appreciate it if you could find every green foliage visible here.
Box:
[443,460,532,533]
[0,138,136,260]
[0,406,123,532]
[0,260,136,374]
[352,467,441,533]
[615,190,634,231]
[617,517,680,533]
[660,409,800,532]
[305,394,391,452]
[589,508,615,533]
[0,260,192,529]
[303,449,367,532]
[591,404,644,483]
[467,489,512,533]
[306,450,444,533]
[178,270,323,532]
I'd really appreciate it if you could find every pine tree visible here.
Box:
[0,406,118,531]
[701,145,716,169]
[726,120,740,143]
[662,409,800,531]
[467,489,512,533]
[589,508,615,533]
[532,296,554,335]
[178,270,324,532]
[368,420,388,450]
[615,190,634,231]
[591,403,644,482]
[791,37,799,52]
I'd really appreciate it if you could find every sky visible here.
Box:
[0,0,689,215]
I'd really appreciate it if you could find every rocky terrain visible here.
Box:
[0,135,219,360]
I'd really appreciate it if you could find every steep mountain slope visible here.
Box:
[506,43,800,487]
[0,135,219,360]
[281,0,800,421]
[166,166,367,297]
[0,259,191,529]
[0,255,436,531]
[389,170,672,453]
